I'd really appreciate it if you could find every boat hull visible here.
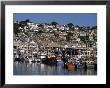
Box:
[57,61,64,65]
[87,64,95,69]
[42,57,56,65]
[67,63,76,71]
[77,63,85,69]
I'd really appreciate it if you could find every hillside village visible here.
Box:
[13,19,97,67]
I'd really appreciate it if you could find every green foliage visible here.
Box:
[19,19,31,27]
[51,22,58,27]
[91,26,97,30]
[66,36,71,42]
[67,23,74,28]
[19,21,26,27]
[13,23,20,35]
[67,32,73,36]
[66,32,73,42]
[79,36,89,43]
[25,19,30,23]
[14,19,31,35]
[93,34,97,41]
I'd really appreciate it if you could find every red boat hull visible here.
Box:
[67,63,76,71]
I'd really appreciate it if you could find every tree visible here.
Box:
[87,26,91,30]
[19,19,31,27]
[25,19,30,23]
[93,34,97,42]
[19,21,27,27]
[38,23,44,28]
[91,26,97,30]
[13,22,20,35]
[51,21,58,27]
[67,23,74,28]
[79,35,89,43]
[66,32,73,42]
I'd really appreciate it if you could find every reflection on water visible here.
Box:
[14,62,97,75]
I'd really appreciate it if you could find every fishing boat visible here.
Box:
[67,63,76,71]
[86,60,95,69]
[42,53,56,65]
[23,56,29,63]
[87,64,95,69]
[20,57,25,63]
[77,62,85,69]
[38,52,47,62]
[76,60,85,69]
[31,54,37,63]
[56,55,64,65]
[31,59,37,63]
[36,58,41,63]
[28,58,32,63]
[25,59,29,63]
[14,54,21,62]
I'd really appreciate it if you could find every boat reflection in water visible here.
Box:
[14,62,97,75]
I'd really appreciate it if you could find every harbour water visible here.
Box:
[14,62,97,75]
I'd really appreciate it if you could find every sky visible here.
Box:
[13,13,97,27]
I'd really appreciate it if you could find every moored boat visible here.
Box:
[67,63,76,71]
[77,63,85,69]
[86,60,96,69]
[14,54,21,62]
[20,57,25,63]
[57,60,64,65]
[36,58,41,63]
[31,59,37,63]
[56,55,64,66]
[87,64,95,69]
[25,59,29,63]
[38,52,47,62]
[42,54,56,65]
